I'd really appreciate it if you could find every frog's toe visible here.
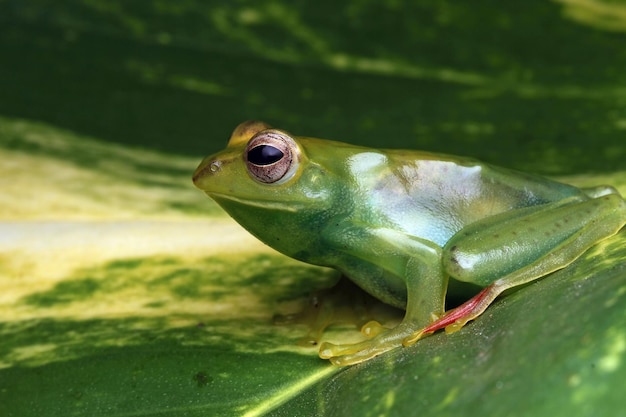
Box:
[444,319,468,334]
[360,320,386,338]
[318,341,359,359]
[328,350,377,366]
[319,340,391,366]
[402,329,426,346]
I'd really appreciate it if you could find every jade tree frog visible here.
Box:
[193,120,626,366]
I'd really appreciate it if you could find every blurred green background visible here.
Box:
[2,0,625,172]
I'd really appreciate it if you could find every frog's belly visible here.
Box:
[339,264,408,309]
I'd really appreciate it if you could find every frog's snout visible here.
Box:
[192,158,222,188]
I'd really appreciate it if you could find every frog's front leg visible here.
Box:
[408,193,626,341]
[318,229,447,366]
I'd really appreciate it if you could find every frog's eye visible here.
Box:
[245,130,299,184]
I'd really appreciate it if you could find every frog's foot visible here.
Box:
[319,323,415,366]
[404,284,499,345]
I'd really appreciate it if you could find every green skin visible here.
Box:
[193,120,626,366]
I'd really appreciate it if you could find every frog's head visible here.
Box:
[193,121,352,261]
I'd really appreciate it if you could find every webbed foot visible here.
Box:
[318,323,417,366]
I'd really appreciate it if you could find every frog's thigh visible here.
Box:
[443,194,626,289]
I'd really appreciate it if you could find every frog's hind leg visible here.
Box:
[407,193,626,342]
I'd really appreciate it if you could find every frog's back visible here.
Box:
[356,150,584,247]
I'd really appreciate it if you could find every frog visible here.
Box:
[192,120,626,366]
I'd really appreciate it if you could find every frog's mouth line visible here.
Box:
[207,192,302,213]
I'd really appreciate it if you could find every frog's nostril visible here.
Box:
[193,158,221,186]
[210,160,221,173]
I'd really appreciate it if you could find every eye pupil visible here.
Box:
[247,145,284,165]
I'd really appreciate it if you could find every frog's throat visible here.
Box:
[208,192,304,213]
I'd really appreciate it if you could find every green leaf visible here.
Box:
[1,1,626,416]
[1,112,625,417]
